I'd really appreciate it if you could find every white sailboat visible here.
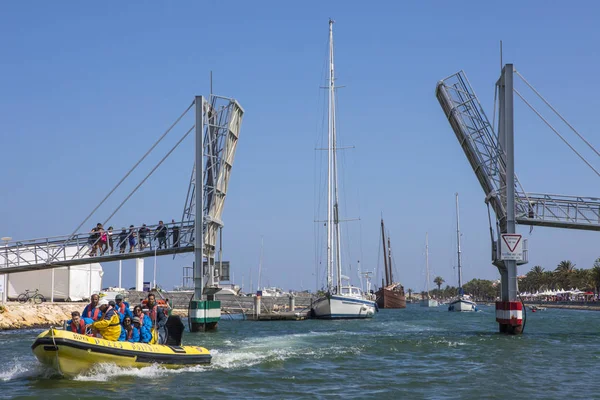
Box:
[420,233,438,307]
[448,193,477,312]
[312,19,377,319]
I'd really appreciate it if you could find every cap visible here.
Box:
[108,300,116,307]
[132,317,141,324]
[115,294,124,300]
[99,298,109,306]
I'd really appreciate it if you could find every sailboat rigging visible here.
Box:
[311,19,377,319]
[420,233,438,307]
[448,193,477,312]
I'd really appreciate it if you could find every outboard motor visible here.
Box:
[165,315,185,346]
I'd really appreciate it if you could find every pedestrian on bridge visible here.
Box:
[139,224,149,251]
[155,220,168,249]
[88,226,99,256]
[171,219,180,248]
[128,225,137,253]
[118,228,128,254]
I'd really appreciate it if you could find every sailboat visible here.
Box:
[448,193,477,312]
[420,233,438,307]
[375,219,406,309]
[311,20,377,319]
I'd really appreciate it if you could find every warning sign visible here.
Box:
[500,234,523,261]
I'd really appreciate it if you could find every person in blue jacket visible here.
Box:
[133,305,152,331]
[132,316,152,343]
[118,316,140,342]
[115,294,132,322]
[82,294,102,321]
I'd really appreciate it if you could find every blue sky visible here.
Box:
[2,2,600,292]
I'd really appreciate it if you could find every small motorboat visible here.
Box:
[529,305,546,312]
[31,316,211,377]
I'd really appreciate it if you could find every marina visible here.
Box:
[3,2,600,398]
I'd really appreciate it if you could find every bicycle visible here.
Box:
[17,289,45,304]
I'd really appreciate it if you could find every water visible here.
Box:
[1,304,599,399]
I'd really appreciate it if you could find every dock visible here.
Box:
[246,310,311,321]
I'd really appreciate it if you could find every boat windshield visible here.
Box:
[340,286,363,297]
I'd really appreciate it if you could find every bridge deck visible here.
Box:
[0,221,196,274]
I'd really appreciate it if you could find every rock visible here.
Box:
[0,302,86,330]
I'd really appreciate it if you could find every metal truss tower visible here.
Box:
[185,95,244,332]
[436,64,600,334]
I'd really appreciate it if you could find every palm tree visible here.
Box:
[407,288,413,300]
[434,276,445,291]
[555,260,575,273]
[592,258,600,294]
[531,265,544,274]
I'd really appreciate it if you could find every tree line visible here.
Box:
[406,258,600,302]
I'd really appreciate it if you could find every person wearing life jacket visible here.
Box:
[82,294,103,321]
[92,299,122,341]
[132,316,152,343]
[115,294,132,322]
[133,305,152,330]
[145,293,167,344]
[118,316,140,342]
[66,311,93,335]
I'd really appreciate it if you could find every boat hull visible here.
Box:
[31,329,211,377]
[375,287,406,309]
[312,294,376,319]
[448,298,477,312]
[420,299,438,307]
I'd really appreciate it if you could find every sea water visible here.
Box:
[1,304,599,399]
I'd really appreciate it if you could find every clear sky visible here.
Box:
[2,1,600,293]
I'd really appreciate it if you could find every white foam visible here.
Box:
[0,358,49,381]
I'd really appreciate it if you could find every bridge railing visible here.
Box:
[516,193,600,230]
[0,221,195,269]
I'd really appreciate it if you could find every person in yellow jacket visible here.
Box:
[92,299,122,341]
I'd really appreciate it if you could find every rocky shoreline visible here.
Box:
[0,293,314,331]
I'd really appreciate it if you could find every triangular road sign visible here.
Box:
[502,234,521,253]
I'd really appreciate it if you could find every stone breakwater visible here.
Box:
[0,302,85,330]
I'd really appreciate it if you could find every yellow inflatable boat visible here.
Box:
[32,328,211,377]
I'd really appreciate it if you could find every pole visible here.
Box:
[456,193,463,289]
[51,268,55,302]
[153,247,157,290]
[425,233,429,296]
[219,227,223,284]
[504,64,518,303]
[118,260,122,289]
[194,95,204,302]
[326,19,334,293]
[381,219,389,287]
[257,236,263,292]
[2,238,10,303]
[89,262,92,300]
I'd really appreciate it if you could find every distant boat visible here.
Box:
[375,219,406,309]
[311,20,377,320]
[448,193,477,312]
[420,233,438,308]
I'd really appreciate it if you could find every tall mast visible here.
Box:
[326,19,334,292]
[257,236,263,292]
[456,192,463,289]
[328,19,343,292]
[387,235,393,284]
[381,219,389,287]
[425,233,430,298]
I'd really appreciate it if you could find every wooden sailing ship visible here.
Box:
[375,219,406,309]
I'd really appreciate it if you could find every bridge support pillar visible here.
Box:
[189,299,220,332]
[135,258,144,291]
[496,301,523,334]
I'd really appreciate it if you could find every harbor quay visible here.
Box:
[0,291,316,330]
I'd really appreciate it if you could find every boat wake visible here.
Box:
[0,358,58,381]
